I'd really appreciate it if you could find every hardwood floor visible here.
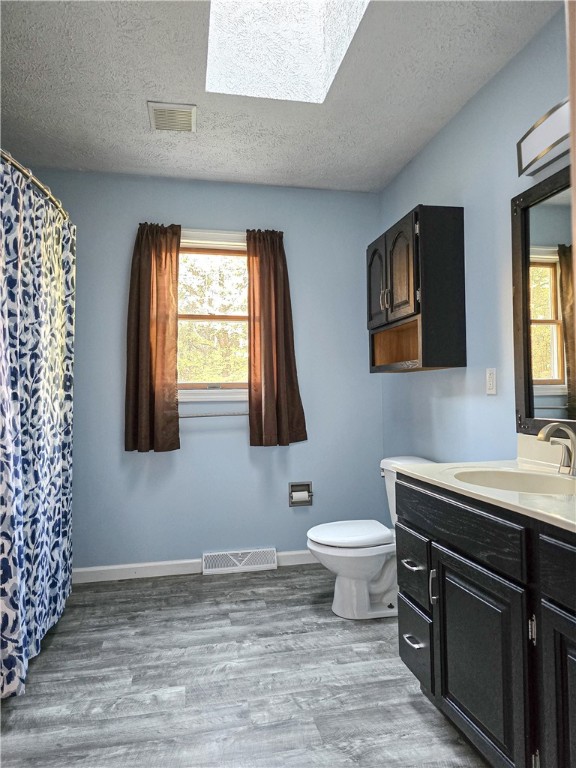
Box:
[2,565,487,767]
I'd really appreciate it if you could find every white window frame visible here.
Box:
[178,229,248,403]
[530,246,567,395]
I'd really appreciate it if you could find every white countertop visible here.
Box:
[397,459,576,534]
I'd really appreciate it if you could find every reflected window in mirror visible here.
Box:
[512,166,575,434]
[528,186,573,421]
[529,254,565,385]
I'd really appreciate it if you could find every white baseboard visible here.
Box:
[276,549,315,567]
[72,549,315,584]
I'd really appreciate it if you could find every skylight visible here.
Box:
[205,0,370,104]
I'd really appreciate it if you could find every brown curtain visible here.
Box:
[125,223,181,452]
[568,1,576,414]
[559,244,575,418]
[247,230,307,446]
[568,0,576,261]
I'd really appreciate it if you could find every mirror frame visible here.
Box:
[511,165,572,436]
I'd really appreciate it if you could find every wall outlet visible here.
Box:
[486,368,497,395]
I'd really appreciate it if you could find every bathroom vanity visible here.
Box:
[394,463,576,768]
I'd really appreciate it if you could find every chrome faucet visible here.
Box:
[537,422,576,476]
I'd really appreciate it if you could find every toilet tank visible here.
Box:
[380,456,435,525]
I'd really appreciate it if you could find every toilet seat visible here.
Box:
[307,520,393,548]
[307,538,395,558]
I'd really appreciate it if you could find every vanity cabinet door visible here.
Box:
[540,600,576,768]
[431,543,529,768]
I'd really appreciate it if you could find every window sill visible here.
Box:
[533,384,568,396]
[178,388,248,403]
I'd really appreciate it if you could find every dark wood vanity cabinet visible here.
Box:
[367,205,466,372]
[540,601,576,768]
[395,476,576,768]
[538,534,576,768]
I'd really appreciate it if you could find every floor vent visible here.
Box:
[202,548,277,575]
[147,101,197,132]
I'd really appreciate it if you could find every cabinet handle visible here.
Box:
[401,558,424,572]
[402,633,425,650]
[429,568,438,605]
[379,289,386,312]
[384,288,391,309]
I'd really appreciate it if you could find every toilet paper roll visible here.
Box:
[291,490,310,503]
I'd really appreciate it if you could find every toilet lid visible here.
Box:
[307,520,393,547]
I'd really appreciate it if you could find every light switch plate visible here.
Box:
[486,368,497,395]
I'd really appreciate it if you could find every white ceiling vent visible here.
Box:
[147,102,197,132]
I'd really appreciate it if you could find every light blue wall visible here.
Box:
[530,203,572,246]
[376,10,568,464]
[39,170,384,567]
[39,10,568,567]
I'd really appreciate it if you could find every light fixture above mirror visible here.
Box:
[517,98,570,178]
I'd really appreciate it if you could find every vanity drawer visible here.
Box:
[396,522,430,611]
[539,534,576,612]
[398,593,433,694]
[396,481,528,583]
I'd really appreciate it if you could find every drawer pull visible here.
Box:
[401,558,424,572]
[403,633,425,650]
[429,568,438,605]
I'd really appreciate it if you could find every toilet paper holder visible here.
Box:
[289,481,313,507]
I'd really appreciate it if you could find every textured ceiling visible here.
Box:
[206,0,370,102]
[1,0,561,192]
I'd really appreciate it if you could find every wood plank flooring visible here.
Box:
[2,565,487,767]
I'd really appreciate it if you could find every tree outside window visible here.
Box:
[178,249,248,389]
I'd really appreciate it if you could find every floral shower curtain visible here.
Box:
[1,158,76,697]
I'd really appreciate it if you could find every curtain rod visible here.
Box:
[180,411,248,419]
[1,149,69,220]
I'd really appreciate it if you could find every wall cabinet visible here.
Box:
[367,205,466,372]
[396,476,576,768]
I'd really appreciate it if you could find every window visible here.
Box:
[529,258,565,385]
[177,231,248,397]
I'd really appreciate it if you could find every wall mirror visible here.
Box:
[512,166,574,435]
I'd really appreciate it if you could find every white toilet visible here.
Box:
[307,456,434,620]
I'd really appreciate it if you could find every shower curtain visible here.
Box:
[1,158,76,697]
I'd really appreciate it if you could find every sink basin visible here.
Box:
[453,469,576,496]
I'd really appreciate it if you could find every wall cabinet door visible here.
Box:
[540,600,576,768]
[386,212,417,323]
[367,235,387,329]
[431,543,529,768]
